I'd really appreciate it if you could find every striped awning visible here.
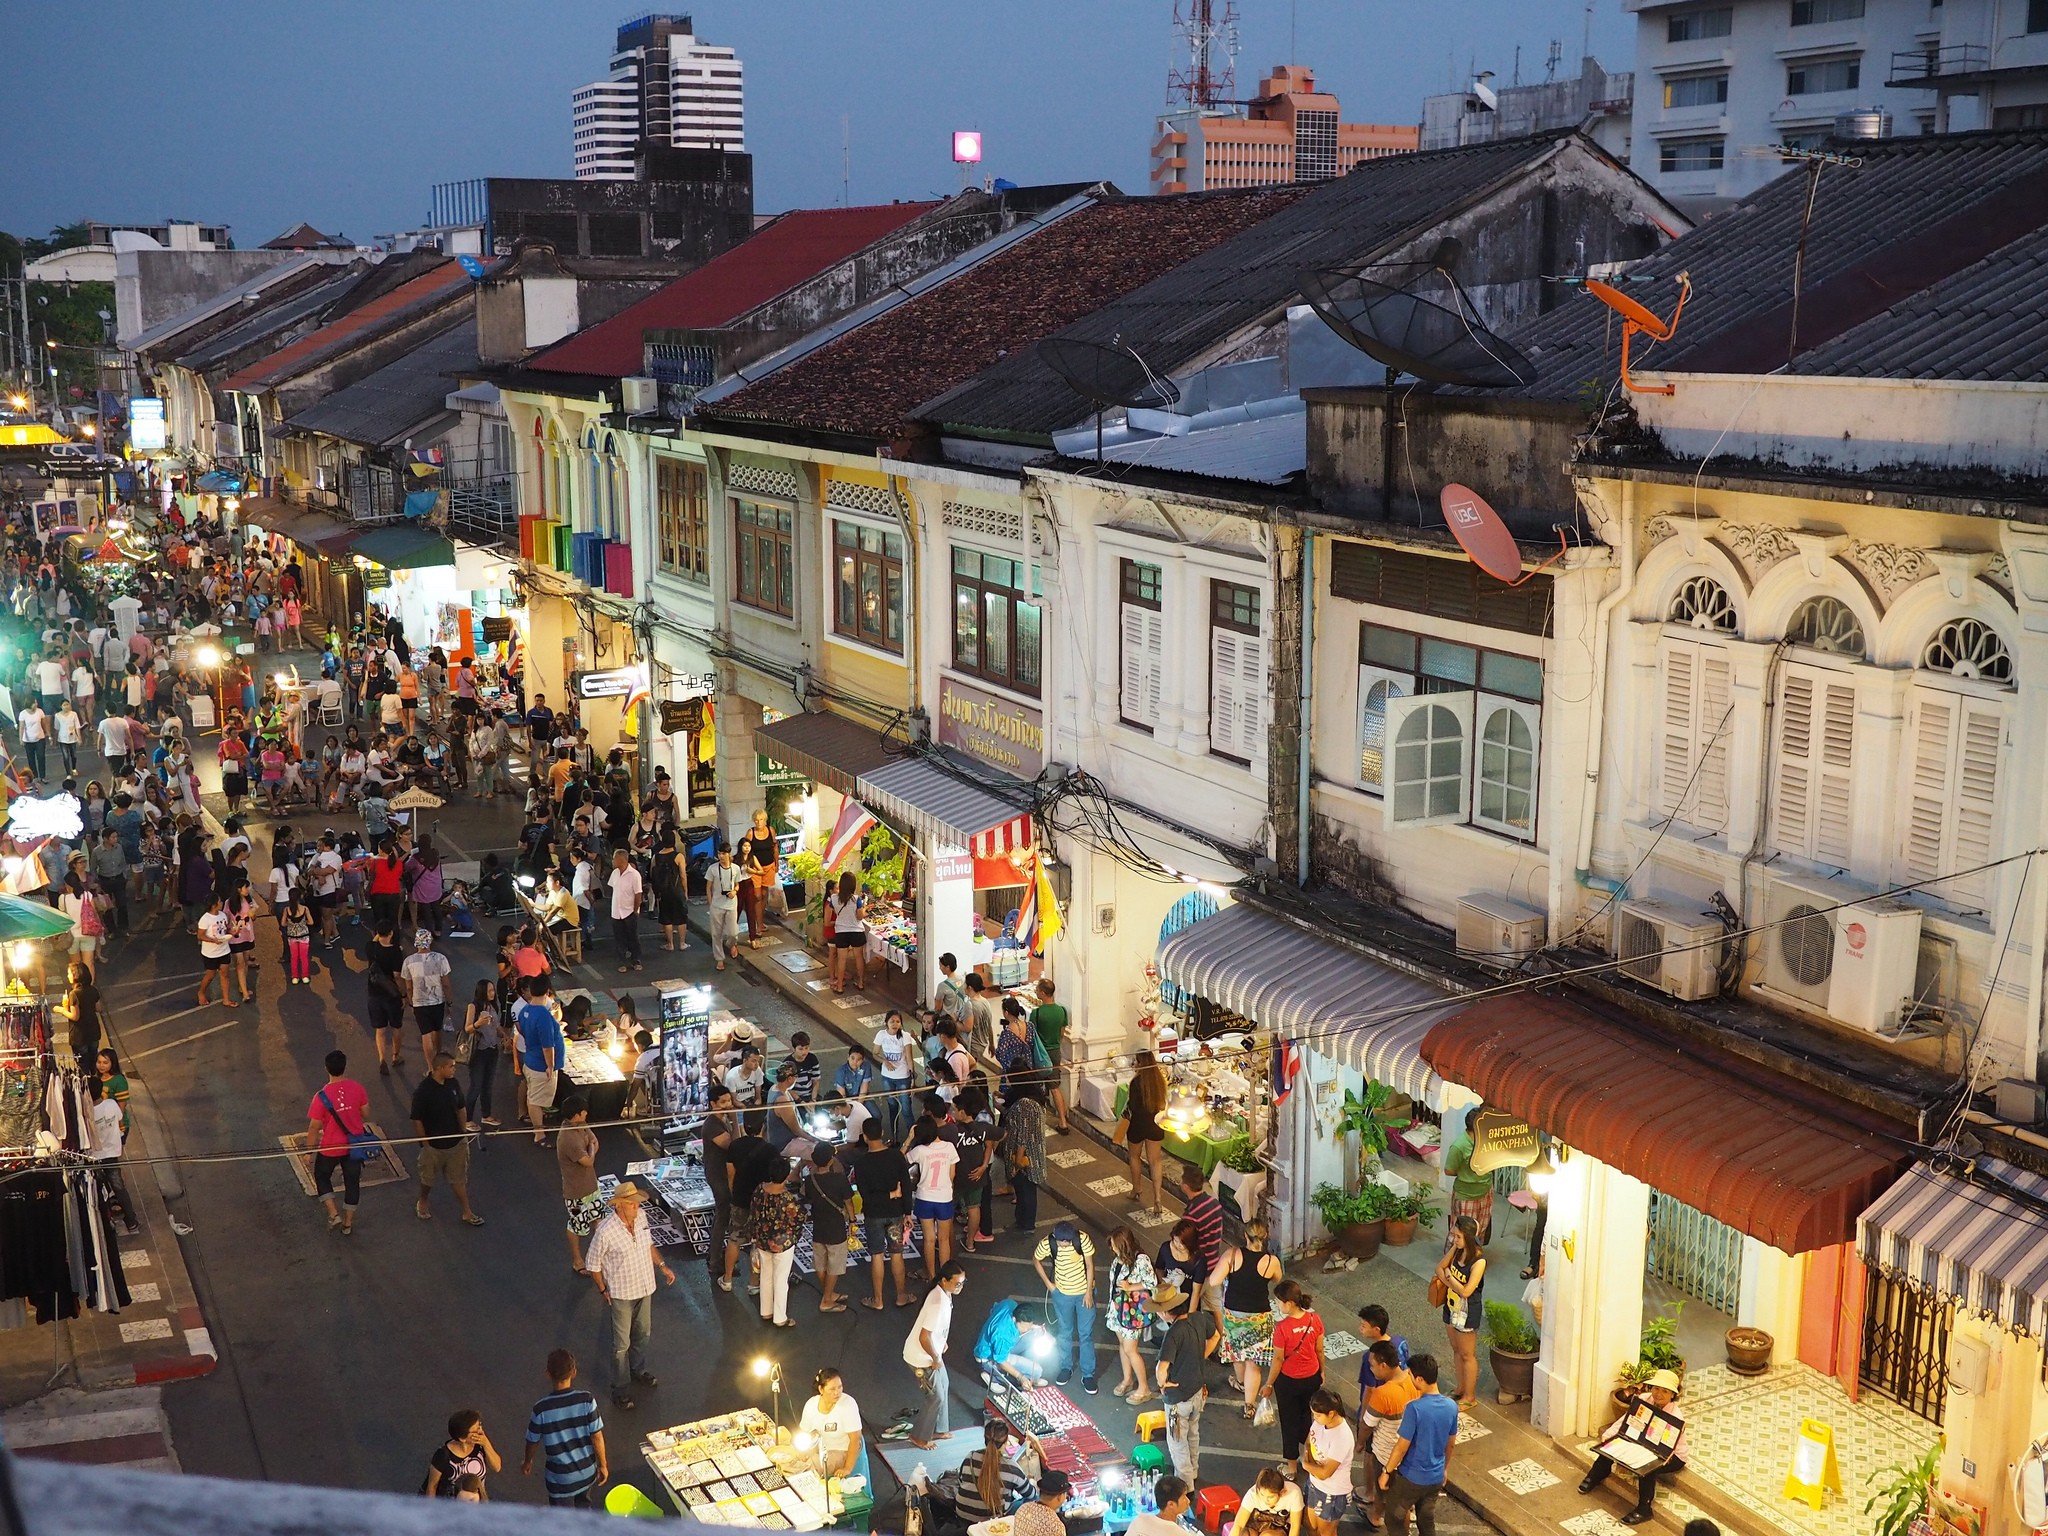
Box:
[856,754,1034,857]
[1858,1157,2048,1335]
[753,712,893,796]
[1155,902,1460,1104]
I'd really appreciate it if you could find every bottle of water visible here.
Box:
[911,1462,929,1495]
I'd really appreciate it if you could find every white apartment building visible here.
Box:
[572,13,745,180]
[1627,0,1940,212]
[1894,0,2048,130]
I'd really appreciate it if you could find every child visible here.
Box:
[281,886,315,986]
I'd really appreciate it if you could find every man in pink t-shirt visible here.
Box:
[306,1049,371,1235]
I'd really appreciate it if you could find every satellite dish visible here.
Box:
[1040,337,1182,461]
[1299,267,1536,388]
[1586,270,1693,396]
[1440,483,1566,587]
[1472,74,1499,112]
[1039,338,1182,410]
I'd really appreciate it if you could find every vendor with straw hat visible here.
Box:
[1578,1369,1687,1525]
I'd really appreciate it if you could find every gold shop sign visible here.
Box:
[937,675,1044,777]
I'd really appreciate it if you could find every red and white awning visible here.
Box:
[857,756,1034,857]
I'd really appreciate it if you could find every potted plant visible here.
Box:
[1483,1300,1541,1402]
[1334,1083,1394,1175]
[1725,1324,1774,1376]
[1312,1181,1400,1259]
[1382,1188,1442,1247]
[786,848,826,945]
[1864,1442,1941,1536]
[1612,1301,1686,1409]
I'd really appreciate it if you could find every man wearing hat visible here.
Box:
[1150,1280,1215,1484]
[1579,1369,1687,1525]
[584,1182,677,1410]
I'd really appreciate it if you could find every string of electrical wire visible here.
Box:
[13,843,2027,1192]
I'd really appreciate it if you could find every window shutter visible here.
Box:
[1210,621,1264,764]
[1382,691,1473,828]
[1473,696,1541,841]
[1900,691,2003,909]
[1356,665,1412,790]
[1119,602,1163,729]
[1772,666,1857,865]
[1657,639,1731,830]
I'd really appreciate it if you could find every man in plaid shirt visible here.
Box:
[585,1184,675,1409]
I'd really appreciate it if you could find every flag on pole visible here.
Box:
[823,798,876,871]
[1271,1039,1302,1105]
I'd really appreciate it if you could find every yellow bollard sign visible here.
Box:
[1783,1418,1843,1510]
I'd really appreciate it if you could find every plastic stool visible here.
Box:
[1195,1486,1241,1534]
[1129,1442,1169,1475]
[605,1485,666,1518]
[1135,1409,1168,1443]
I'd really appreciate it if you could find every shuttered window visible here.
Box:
[1209,580,1265,765]
[1897,690,2003,911]
[1119,559,1164,732]
[1657,637,1733,832]
[1328,541,1551,636]
[1770,665,1857,866]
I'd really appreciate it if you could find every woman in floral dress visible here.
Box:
[1105,1225,1157,1403]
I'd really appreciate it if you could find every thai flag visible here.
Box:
[823,798,876,871]
[1271,1040,1301,1105]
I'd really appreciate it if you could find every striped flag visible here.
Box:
[1016,852,1065,957]
[823,798,876,871]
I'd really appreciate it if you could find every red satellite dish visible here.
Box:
[1440,483,1569,587]
[1585,270,1692,396]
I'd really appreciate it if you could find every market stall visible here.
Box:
[640,1407,853,1530]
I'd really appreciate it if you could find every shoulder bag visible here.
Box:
[317,1087,378,1163]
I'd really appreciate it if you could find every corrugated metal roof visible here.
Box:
[702,187,1308,442]
[175,266,367,372]
[1083,401,1307,484]
[283,318,479,447]
[1156,902,1458,1104]
[1474,129,2048,398]
[1859,1157,2048,1336]
[526,203,942,381]
[1422,992,1909,1254]
[222,259,472,393]
[126,255,345,356]
[924,135,1579,437]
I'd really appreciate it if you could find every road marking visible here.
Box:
[125,1002,219,1032]
[130,1020,241,1059]
[110,969,203,990]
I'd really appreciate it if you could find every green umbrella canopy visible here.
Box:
[0,894,80,941]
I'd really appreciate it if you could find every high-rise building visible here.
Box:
[573,13,745,181]
[1152,66,1417,194]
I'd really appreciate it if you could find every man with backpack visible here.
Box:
[306,1049,371,1235]
[1032,1218,1099,1394]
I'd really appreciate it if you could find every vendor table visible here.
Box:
[1111,1084,1247,1180]
[641,1407,850,1530]
[561,1035,631,1124]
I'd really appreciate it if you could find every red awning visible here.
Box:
[1420,994,1910,1254]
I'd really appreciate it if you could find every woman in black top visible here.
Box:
[55,959,100,1067]
[367,918,406,1075]
[738,809,779,948]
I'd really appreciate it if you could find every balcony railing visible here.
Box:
[1887,44,1988,85]
[447,476,517,548]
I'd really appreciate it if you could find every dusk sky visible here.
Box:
[0,0,1632,245]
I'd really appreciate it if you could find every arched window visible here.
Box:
[532,420,547,518]
[1786,596,1866,657]
[1474,703,1539,840]
[1921,617,2012,683]
[603,433,623,540]
[1668,575,1736,632]
[583,429,602,534]
[1388,698,1471,826]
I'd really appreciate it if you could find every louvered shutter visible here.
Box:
[1657,639,1731,830]
[1119,602,1163,729]
[1772,666,1858,864]
[1899,690,2003,909]
[1210,626,1251,761]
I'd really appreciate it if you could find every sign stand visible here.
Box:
[1783,1417,1842,1510]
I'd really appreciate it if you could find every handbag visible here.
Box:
[1427,1273,1450,1309]
[318,1087,378,1163]
[1110,1114,1130,1147]
[453,1019,476,1065]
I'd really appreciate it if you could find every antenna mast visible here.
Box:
[1168,0,1239,110]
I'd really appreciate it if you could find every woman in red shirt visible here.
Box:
[1267,1279,1327,1478]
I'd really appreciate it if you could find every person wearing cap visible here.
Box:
[583,1182,676,1410]
[401,928,454,1064]
[1579,1369,1687,1525]
[1014,1467,1070,1536]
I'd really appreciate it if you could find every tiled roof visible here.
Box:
[263,222,350,250]
[924,134,1586,437]
[283,317,479,447]
[1475,129,2048,399]
[525,203,942,381]
[702,188,1307,441]
[221,259,472,393]
[126,256,347,357]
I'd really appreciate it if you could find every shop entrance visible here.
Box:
[1642,1191,1740,1369]
[1858,1263,1951,1421]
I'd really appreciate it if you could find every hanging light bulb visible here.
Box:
[1161,1081,1209,1136]
[1525,1145,1557,1198]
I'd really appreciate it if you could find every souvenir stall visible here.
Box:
[640,1406,853,1529]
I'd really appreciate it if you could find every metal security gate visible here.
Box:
[1860,1265,1952,1422]
[1645,1191,1743,1314]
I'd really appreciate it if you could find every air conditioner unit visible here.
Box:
[620,376,658,414]
[1456,894,1546,966]
[1756,871,1923,1033]
[1611,898,1723,1002]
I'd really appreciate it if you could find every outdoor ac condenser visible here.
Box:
[1755,871,1922,1033]
[620,376,658,414]
[1455,894,1546,967]
[1611,898,1723,1002]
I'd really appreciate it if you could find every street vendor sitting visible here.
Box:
[1578,1369,1686,1525]
[974,1296,1055,1389]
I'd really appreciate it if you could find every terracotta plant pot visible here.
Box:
[1725,1325,1773,1376]
[1335,1220,1385,1259]
[1382,1216,1420,1246]
[1489,1346,1539,1403]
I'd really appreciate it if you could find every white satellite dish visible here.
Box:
[1472,72,1499,112]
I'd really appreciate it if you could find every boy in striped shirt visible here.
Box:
[523,1349,607,1507]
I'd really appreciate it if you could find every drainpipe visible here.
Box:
[890,470,922,722]
[1296,528,1314,887]
[1574,479,1636,897]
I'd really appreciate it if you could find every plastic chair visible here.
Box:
[605,1484,665,1518]
[1135,1409,1168,1443]
[1129,1442,1169,1475]
[1195,1487,1241,1534]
